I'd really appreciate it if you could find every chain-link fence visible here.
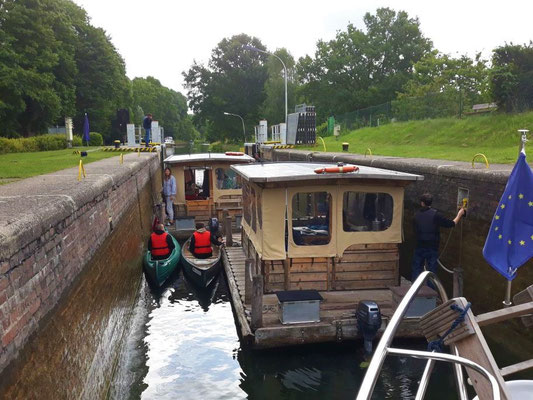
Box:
[331,91,490,133]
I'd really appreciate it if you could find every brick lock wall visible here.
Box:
[0,155,160,376]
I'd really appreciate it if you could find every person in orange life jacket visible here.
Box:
[189,222,223,259]
[148,223,175,260]
[412,193,465,284]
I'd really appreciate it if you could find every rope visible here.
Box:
[427,302,471,352]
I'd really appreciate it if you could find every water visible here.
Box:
[110,270,457,400]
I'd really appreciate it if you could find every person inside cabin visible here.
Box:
[216,168,225,189]
[189,222,223,259]
[163,167,176,226]
[185,169,196,199]
[148,223,175,260]
[412,192,465,284]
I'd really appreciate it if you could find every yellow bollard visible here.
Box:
[77,159,86,181]
[120,153,124,164]
[365,148,372,158]
[138,148,140,157]
[472,153,489,169]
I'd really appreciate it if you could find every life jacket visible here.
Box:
[193,230,212,254]
[414,208,439,243]
[151,231,170,257]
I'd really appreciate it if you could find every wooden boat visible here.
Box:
[181,238,222,287]
[143,234,181,287]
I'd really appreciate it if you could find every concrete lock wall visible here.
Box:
[0,153,161,377]
[269,149,533,351]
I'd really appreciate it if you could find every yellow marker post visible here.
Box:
[472,153,489,169]
[137,148,141,157]
[365,148,372,158]
[120,153,124,164]
[317,136,327,152]
[77,159,86,181]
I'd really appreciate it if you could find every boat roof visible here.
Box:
[231,162,424,183]
[164,153,255,164]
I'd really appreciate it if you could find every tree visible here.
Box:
[183,34,268,142]
[297,8,432,121]
[74,24,131,142]
[491,43,533,112]
[397,51,490,117]
[131,76,188,139]
[259,48,297,125]
[0,0,80,136]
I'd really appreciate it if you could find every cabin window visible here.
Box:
[184,168,211,200]
[215,168,242,190]
[291,192,331,246]
[342,192,393,232]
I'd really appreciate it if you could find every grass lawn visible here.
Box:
[302,111,533,164]
[0,148,119,183]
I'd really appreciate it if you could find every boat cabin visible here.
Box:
[232,162,422,293]
[164,153,255,225]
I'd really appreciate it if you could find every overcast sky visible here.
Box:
[74,0,532,93]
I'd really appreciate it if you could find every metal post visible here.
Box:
[503,280,512,307]
[223,112,246,143]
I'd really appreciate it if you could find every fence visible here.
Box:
[332,91,492,133]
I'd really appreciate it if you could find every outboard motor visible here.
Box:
[208,217,220,235]
[356,301,382,355]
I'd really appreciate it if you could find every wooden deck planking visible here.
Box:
[222,241,424,348]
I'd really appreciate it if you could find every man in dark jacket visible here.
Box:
[148,223,175,260]
[412,193,465,284]
[143,114,152,147]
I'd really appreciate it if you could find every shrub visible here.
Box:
[33,134,67,151]
[316,121,328,137]
[72,135,83,146]
[88,132,103,146]
[210,142,224,152]
[0,134,67,154]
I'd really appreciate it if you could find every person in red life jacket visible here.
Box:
[148,223,175,260]
[189,222,223,259]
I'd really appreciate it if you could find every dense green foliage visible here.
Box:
[491,43,533,112]
[0,0,131,140]
[130,77,193,140]
[0,133,104,154]
[297,8,432,121]
[303,111,533,164]
[183,34,269,142]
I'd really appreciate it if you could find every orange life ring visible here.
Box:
[225,151,244,156]
[314,165,358,174]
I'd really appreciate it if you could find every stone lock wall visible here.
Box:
[0,153,161,376]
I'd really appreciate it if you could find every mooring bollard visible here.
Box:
[342,142,349,152]
[251,274,263,330]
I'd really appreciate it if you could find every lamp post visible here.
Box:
[243,45,288,126]
[223,112,246,143]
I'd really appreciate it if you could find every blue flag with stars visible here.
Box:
[483,152,533,280]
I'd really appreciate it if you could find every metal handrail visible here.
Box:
[355,271,476,400]
[388,349,500,400]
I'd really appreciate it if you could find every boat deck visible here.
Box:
[222,241,423,348]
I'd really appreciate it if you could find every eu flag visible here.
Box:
[483,152,533,280]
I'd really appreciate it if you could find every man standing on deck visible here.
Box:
[143,114,153,147]
[412,193,465,284]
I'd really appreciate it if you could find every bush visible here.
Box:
[316,121,328,137]
[88,132,103,146]
[72,135,83,146]
[209,142,224,152]
[0,134,67,154]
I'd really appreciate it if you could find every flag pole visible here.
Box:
[504,129,530,307]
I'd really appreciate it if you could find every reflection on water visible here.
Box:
[111,270,456,400]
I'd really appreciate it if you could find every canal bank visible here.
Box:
[0,152,160,395]
[267,149,533,358]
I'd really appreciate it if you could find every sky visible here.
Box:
[74,0,533,93]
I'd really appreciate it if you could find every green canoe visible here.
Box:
[143,234,181,287]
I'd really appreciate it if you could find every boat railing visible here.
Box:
[355,271,500,400]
